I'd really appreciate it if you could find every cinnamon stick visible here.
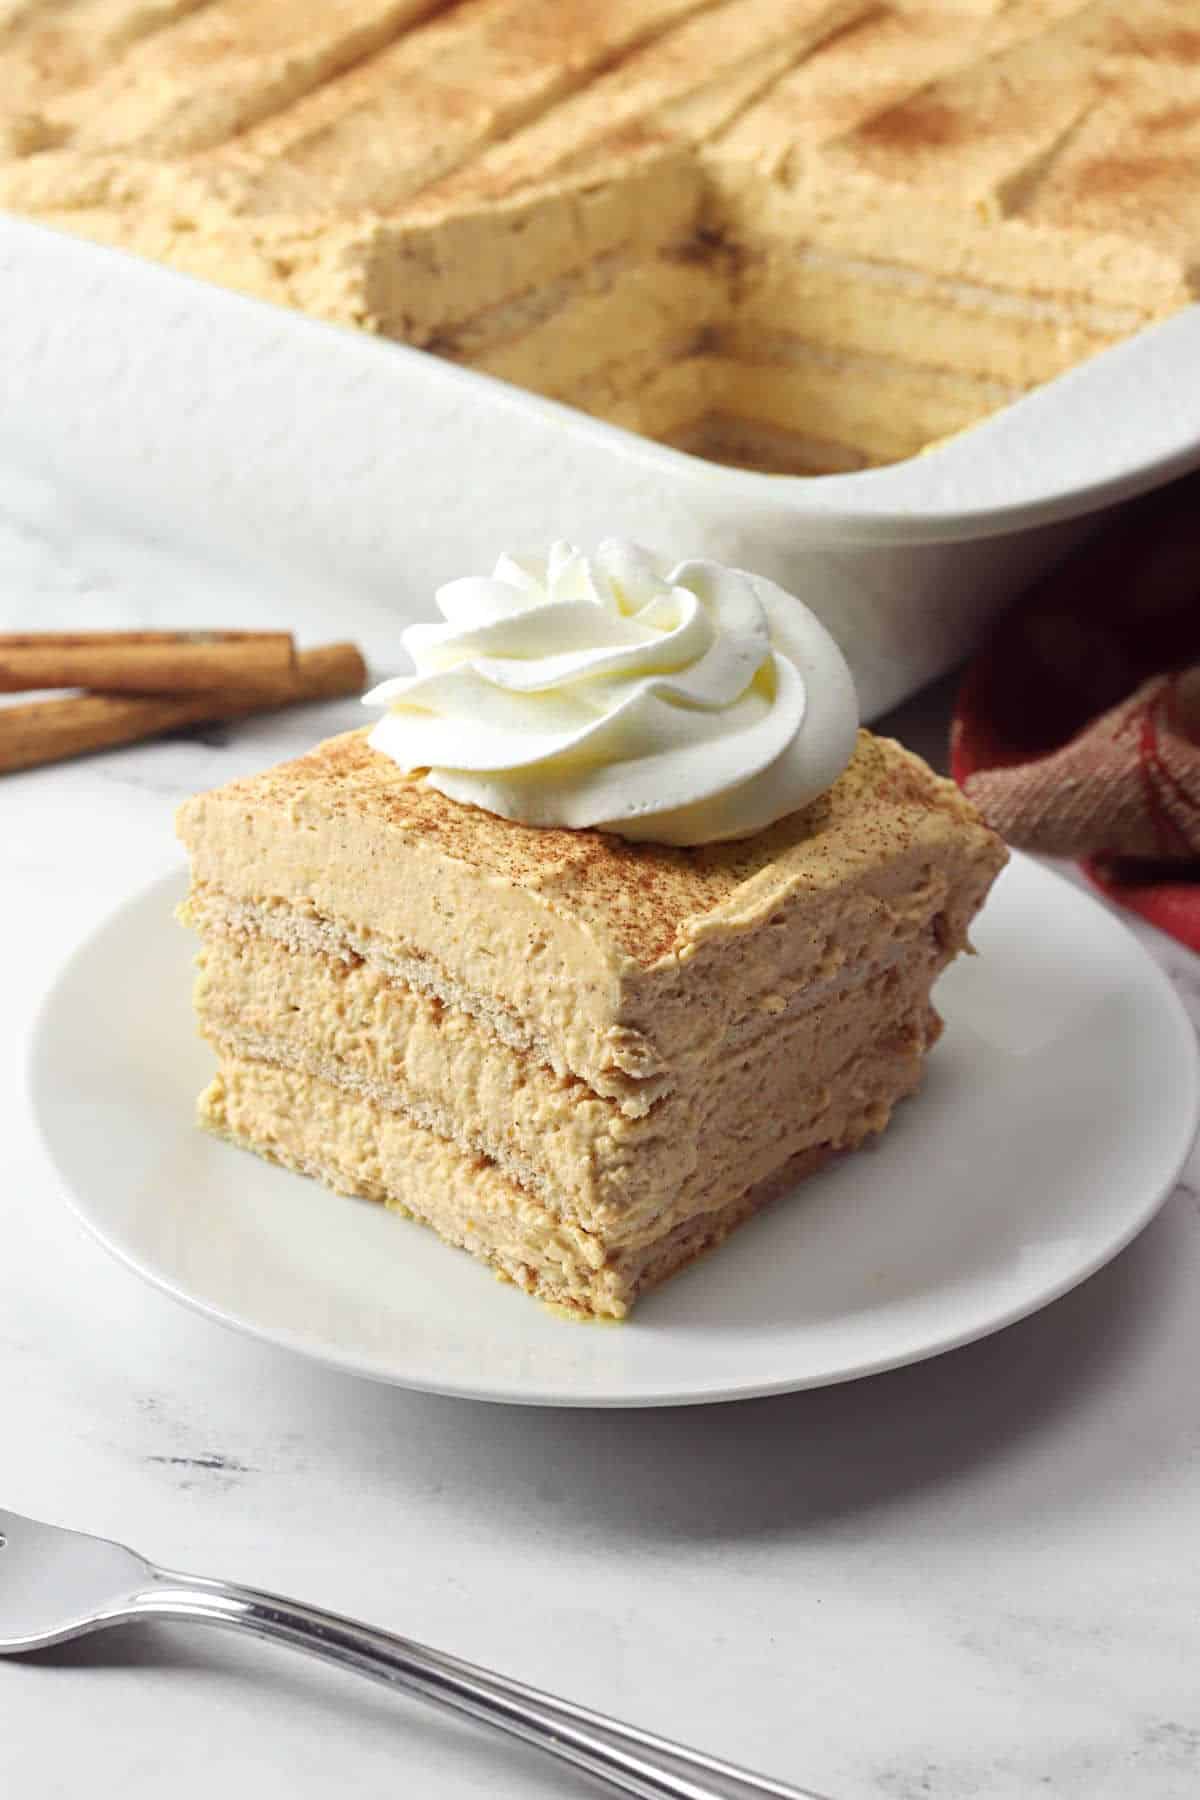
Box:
[0,642,367,775]
[0,629,296,695]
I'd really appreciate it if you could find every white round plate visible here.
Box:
[29,855,1199,1407]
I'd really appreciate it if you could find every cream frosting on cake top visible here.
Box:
[364,540,858,844]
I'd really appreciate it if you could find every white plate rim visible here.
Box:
[26,854,1200,1408]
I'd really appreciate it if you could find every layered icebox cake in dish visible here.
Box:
[1,0,1197,475]
[177,545,1006,1316]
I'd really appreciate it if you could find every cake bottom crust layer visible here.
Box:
[200,1052,923,1318]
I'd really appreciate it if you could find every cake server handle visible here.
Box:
[130,1567,831,1798]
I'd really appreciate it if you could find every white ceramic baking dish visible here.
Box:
[2,214,1198,717]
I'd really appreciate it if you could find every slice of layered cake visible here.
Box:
[177,544,1005,1315]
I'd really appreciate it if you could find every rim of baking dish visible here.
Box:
[2,213,1198,549]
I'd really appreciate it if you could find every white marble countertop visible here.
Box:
[4,515,1200,1800]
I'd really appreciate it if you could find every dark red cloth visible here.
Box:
[951,471,1200,951]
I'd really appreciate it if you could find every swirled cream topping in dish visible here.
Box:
[363,541,858,845]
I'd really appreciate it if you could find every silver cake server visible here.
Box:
[0,1507,830,1800]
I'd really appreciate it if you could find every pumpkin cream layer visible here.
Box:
[192,924,945,1247]
[176,728,1004,1116]
[199,1054,895,1319]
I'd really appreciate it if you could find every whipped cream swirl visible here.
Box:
[363,541,858,845]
